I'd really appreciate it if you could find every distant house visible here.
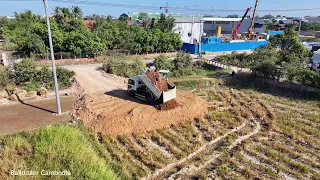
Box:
[82,20,96,29]
[308,17,320,23]
[127,20,141,25]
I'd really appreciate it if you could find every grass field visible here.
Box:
[1,72,319,179]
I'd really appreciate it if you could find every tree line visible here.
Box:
[0,7,182,59]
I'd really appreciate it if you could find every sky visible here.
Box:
[0,0,320,17]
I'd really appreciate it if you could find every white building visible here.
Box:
[173,17,266,43]
[173,17,203,43]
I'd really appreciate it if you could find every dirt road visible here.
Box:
[65,64,127,94]
[0,97,74,135]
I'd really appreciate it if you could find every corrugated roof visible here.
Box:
[174,17,202,23]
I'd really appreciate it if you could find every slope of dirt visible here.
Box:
[145,71,169,91]
[75,90,208,136]
[158,99,180,111]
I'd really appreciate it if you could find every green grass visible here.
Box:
[0,123,120,180]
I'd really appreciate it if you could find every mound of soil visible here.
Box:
[75,90,208,136]
[145,71,169,91]
[158,99,181,111]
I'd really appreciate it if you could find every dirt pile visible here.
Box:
[158,99,181,111]
[75,90,208,136]
[145,71,169,91]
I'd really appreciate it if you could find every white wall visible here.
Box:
[173,22,203,43]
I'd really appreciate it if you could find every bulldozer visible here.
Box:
[128,69,176,105]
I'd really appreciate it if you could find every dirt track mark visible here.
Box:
[143,121,249,180]
[167,119,261,179]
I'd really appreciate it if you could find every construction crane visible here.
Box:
[248,0,259,39]
[232,7,252,40]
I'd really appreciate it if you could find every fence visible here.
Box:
[181,41,268,54]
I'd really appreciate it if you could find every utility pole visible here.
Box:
[198,15,202,58]
[190,16,195,44]
[298,16,302,37]
[42,0,61,115]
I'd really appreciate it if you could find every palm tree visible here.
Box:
[71,6,83,19]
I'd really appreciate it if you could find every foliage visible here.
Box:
[20,81,40,92]
[154,55,172,71]
[35,66,53,89]
[0,66,10,89]
[301,22,320,32]
[10,59,74,91]
[13,59,37,84]
[2,9,182,57]
[103,57,145,77]
[172,51,192,70]
[56,67,76,89]
[295,69,320,88]
[216,52,252,68]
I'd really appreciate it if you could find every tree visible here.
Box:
[71,6,83,19]
[261,14,274,19]
[138,12,148,21]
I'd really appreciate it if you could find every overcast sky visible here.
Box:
[0,0,319,17]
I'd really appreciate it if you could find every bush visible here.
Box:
[35,67,53,88]
[154,55,172,71]
[56,67,75,89]
[295,69,320,88]
[172,51,192,70]
[13,59,37,84]
[103,57,145,77]
[252,61,280,79]
[0,66,10,90]
[171,68,194,77]
[21,81,40,92]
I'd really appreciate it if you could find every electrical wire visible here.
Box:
[1,0,320,13]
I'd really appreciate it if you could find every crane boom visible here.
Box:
[248,0,259,39]
[232,7,252,40]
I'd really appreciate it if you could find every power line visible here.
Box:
[1,0,320,13]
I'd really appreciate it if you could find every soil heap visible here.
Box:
[145,71,169,91]
[75,90,208,136]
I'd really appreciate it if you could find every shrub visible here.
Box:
[295,69,320,88]
[35,67,53,88]
[172,51,192,70]
[56,67,75,89]
[0,66,10,90]
[21,81,40,92]
[103,57,145,77]
[13,59,37,84]
[154,55,172,71]
[252,61,280,79]
[171,68,194,77]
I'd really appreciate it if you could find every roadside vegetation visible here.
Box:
[0,59,75,92]
[0,123,121,180]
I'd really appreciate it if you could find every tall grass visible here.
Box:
[0,124,119,180]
